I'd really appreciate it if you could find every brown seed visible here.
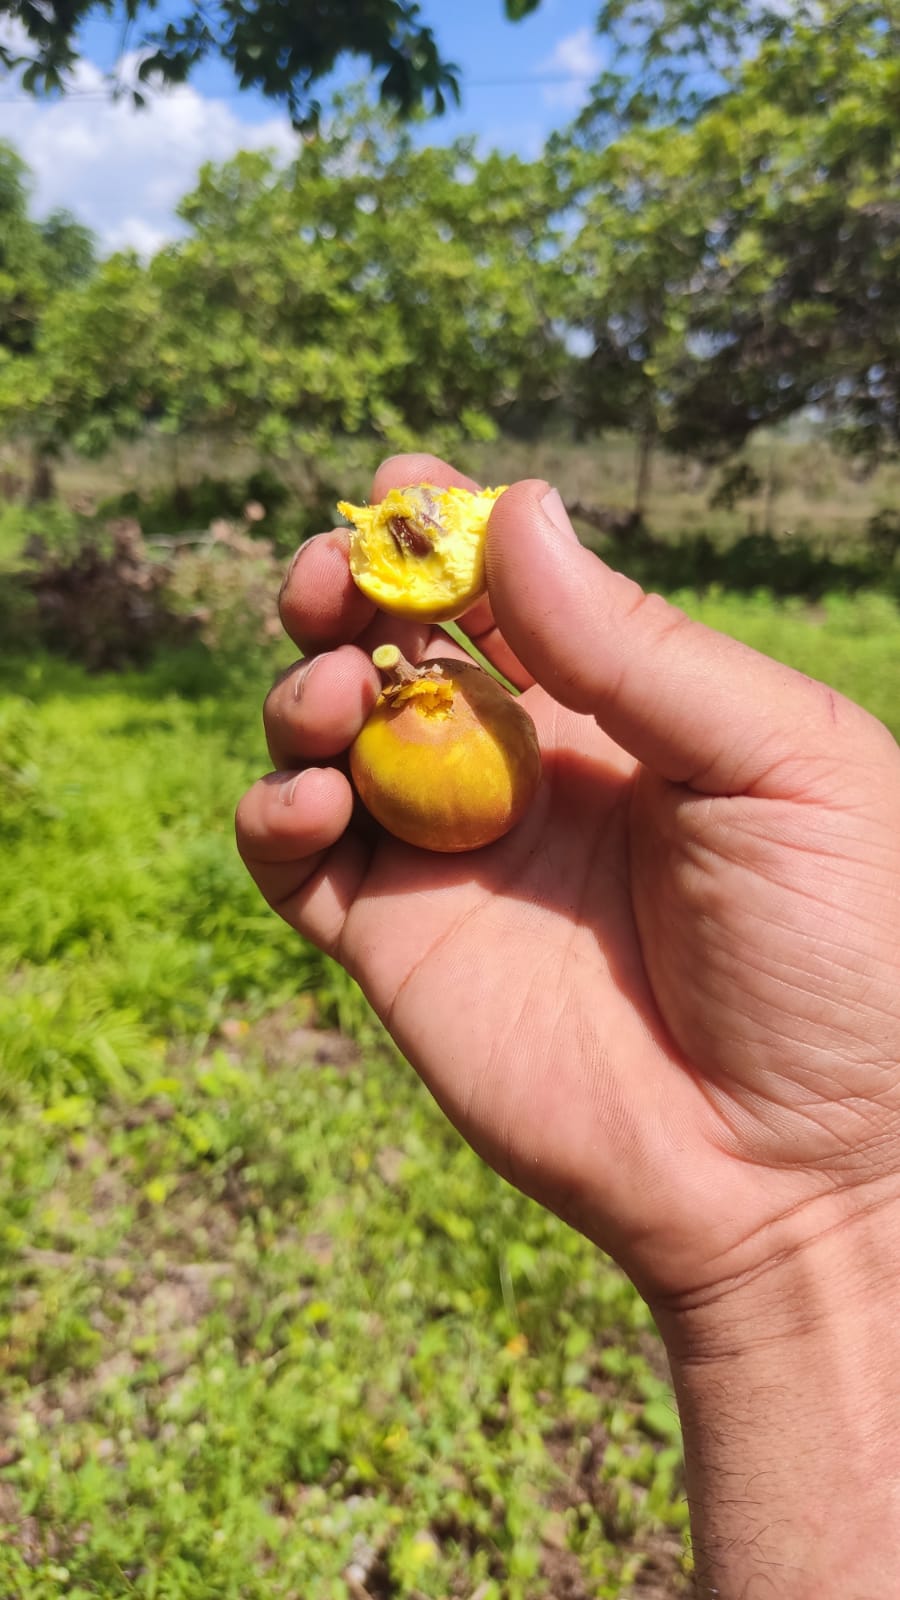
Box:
[387,514,435,557]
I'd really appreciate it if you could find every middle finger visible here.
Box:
[264,644,380,771]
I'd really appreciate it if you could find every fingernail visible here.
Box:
[279,772,305,806]
[540,487,580,543]
[279,537,316,602]
[292,655,320,702]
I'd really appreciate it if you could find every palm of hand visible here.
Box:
[330,681,900,1302]
[239,464,900,1310]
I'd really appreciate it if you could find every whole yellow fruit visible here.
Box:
[337,483,506,622]
[349,647,542,853]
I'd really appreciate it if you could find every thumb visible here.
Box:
[486,480,843,795]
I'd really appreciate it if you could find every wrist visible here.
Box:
[657,1181,900,1363]
[652,1187,900,1598]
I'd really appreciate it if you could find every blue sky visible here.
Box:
[0,3,605,252]
[79,0,604,149]
[411,0,606,155]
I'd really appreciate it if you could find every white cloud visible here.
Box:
[541,25,605,111]
[105,215,174,257]
[0,42,298,254]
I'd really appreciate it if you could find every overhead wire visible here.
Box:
[0,69,598,105]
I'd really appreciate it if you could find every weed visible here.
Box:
[1,579,897,1597]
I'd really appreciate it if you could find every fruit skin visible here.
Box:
[337,484,506,622]
[349,657,542,853]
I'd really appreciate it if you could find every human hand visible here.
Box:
[238,453,900,1594]
[237,453,900,1311]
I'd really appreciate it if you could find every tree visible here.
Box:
[560,2,900,462]
[0,103,568,506]
[554,129,712,513]
[0,145,94,353]
[2,0,540,127]
[144,102,567,469]
[575,2,898,134]
[0,142,97,496]
[661,17,900,457]
[0,250,161,502]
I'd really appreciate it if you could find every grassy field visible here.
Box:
[0,646,687,1600]
[5,423,900,556]
[1,451,899,1598]
[472,432,900,551]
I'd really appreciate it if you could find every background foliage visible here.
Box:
[3,9,899,505]
[1,2,899,1594]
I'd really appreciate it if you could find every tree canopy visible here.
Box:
[574,2,899,133]
[559,0,900,459]
[0,102,564,479]
[1,2,899,491]
[0,143,94,360]
[0,0,539,125]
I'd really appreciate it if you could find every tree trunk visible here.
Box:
[28,445,56,504]
[633,426,656,521]
[763,442,778,537]
[170,434,193,520]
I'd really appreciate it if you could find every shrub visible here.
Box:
[21,518,195,670]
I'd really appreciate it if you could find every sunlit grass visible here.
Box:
[1,582,897,1596]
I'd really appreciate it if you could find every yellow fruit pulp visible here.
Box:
[337,483,506,621]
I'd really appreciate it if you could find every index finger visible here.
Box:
[278,528,375,655]
[279,454,535,690]
[371,451,481,500]
[279,454,479,654]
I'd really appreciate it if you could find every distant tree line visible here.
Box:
[0,1,897,508]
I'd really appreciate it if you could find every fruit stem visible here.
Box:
[439,620,520,696]
[372,644,423,686]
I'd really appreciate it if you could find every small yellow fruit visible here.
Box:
[337,483,506,621]
[349,646,541,853]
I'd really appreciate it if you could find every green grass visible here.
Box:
[0,648,327,1104]
[1,586,898,1597]
[0,1045,681,1599]
[676,588,900,739]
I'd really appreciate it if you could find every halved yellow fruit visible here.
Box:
[337,483,506,621]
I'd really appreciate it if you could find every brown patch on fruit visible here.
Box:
[387,514,435,557]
